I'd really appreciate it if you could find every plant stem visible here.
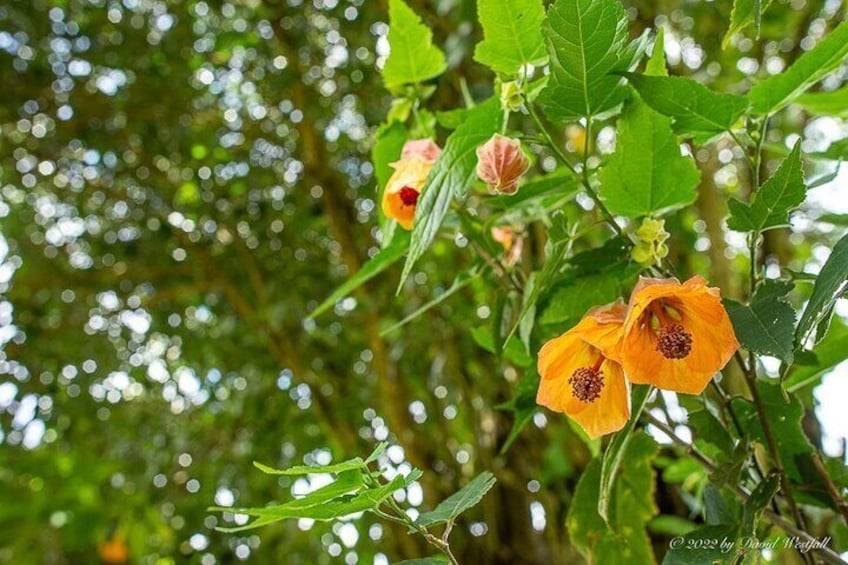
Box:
[812,453,848,526]
[642,412,843,565]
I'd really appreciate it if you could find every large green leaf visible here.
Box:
[786,319,848,392]
[569,432,659,563]
[416,472,497,526]
[723,0,773,49]
[748,20,848,114]
[474,0,547,76]
[309,232,409,318]
[796,233,848,348]
[382,0,447,89]
[730,381,813,482]
[726,141,805,233]
[796,87,848,117]
[539,273,623,325]
[724,279,796,364]
[539,0,631,121]
[598,96,700,217]
[398,98,504,290]
[622,73,748,135]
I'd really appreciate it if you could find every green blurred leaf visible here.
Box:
[497,368,539,454]
[474,0,548,76]
[382,0,447,89]
[398,98,504,290]
[724,279,796,363]
[727,141,806,233]
[539,274,622,325]
[748,20,848,114]
[796,87,848,117]
[310,233,409,318]
[741,473,779,536]
[786,319,848,392]
[539,0,632,121]
[416,472,497,526]
[648,515,697,536]
[723,0,773,48]
[598,95,700,217]
[621,73,748,136]
[253,458,365,476]
[796,233,848,349]
[645,28,668,77]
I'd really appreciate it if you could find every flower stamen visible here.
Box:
[656,323,693,359]
[569,357,605,403]
[399,186,419,207]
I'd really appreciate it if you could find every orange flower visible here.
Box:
[98,537,128,564]
[382,138,441,230]
[620,276,739,395]
[537,302,631,438]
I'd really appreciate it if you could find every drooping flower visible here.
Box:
[382,139,442,230]
[491,225,523,267]
[537,302,631,438]
[476,134,530,195]
[619,276,739,395]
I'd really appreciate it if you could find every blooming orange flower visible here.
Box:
[537,302,631,438]
[619,276,739,395]
[382,138,441,230]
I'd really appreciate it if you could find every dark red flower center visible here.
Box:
[399,186,419,207]
[656,323,693,359]
[569,357,605,403]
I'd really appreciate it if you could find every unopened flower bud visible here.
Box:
[476,134,530,195]
[500,81,524,112]
[632,217,671,266]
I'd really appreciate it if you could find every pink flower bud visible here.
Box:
[400,138,442,164]
[476,134,530,195]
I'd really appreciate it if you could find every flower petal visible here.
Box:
[570,360,631,438]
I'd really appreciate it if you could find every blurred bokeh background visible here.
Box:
[1,0,846,563]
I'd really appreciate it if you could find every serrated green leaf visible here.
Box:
[645,27,668,77]
[598,96,700,217]
[398,98,504,290]
[796,87,848,117]
[724,279,796,363]
[786,319,848,392]
[723,0,773,49]
[382,0,447,89]
[796,233,848,349]
[748,21,848,114]
[253,457,366,476]
[416,472,497,526]
[474,0,547,76]
[622,73,748,135]
[539,0,632,121]
[727,141,805,233]
[310,233,408,318]
[730,381,814,481]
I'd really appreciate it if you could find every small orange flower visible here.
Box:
[620,276,739,395]
[98,537,128,564]
[537,302,631,438]
[382,138,441,230]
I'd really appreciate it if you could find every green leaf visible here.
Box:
[394,559,448,565]
[661,524,740,565]
[365,442,390,464]
[569,432,659,563]
[622,73,748,135]
[741,473,780,536]
[598,385,652,523]
[382,0,447,89]
[539,274,623,325]
[398,98,504,290]
[724,279,796,363]
[726,140,806,233]
[310,233,409,319]
[730,381,813,482]
[474,0,548,76]
[796,87,848,117]
[598,96,700,217]
[253,457,366,476]
[723,0,773,49]
[786,319,848,392]
[796,233,848,349]
[496,368,539,454]
[748,20,848,114]
[648,515,697,536]
[645,27,668,77]
[416,472,497,526]
[539,0,632,121]
[688,409,734,462]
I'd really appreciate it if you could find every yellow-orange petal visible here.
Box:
[381,157,431,230]
[537,332,595,415]
[568,359,631,438]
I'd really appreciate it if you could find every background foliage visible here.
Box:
[1,0,847,564]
